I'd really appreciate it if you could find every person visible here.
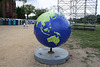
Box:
[26,20,29,28]
[23,23,25,29]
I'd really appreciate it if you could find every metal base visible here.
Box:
[34,47,69,65]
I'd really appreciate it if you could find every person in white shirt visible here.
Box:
[23,23,25,29]
[26,20,29,28]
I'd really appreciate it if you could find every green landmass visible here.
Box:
[54,31,61,36]
[40,26,50,36]
[36,12,61,27]
[47,35,60,45]
[49,27,51,29]
[49,23,51,26]
[53,16,57,20]
[36,12,62,36]
[44,28,48,32]
[48,30,50,33]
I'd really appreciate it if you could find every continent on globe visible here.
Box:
[44,28,48,32]
[36,12,61,27]
[34,12,71,47]
[47,35,60,45]
[40,26,50,36]
[54,32,61,36]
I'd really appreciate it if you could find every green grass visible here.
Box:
[68,44,74,50]
[71,25,100,50]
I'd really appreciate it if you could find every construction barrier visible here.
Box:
[3,19,8,25]
[11,20,13,25]
[29,20,33,24]
[13,19,16,25]
[22,20,25,25]
[0,18,35,25]
[16,20,18,25]
[0,18,3,25]
[8,19,11,25]
[18,20,20,25]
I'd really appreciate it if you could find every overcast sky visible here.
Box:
[16,0,57,9]
[16,0,100,15]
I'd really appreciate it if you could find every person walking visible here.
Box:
[26,20,29,28]
[23,23,25,29]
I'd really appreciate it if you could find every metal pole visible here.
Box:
[95,0,98,25]
[70,0,72,24]
[84,0,87,29]
[50,47,52,52]
[58,0,59,12]
[48,47,54,54]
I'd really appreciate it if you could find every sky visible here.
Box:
[16,0,57,9]
[16,0,100,16]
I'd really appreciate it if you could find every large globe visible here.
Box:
[34,12,71,47]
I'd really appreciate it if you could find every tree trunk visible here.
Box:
[27,14,28,19]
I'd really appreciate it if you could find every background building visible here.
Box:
[0,0,16,18]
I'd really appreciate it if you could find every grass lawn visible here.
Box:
[71,25,100,50]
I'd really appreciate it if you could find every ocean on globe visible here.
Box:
[34,12,71,47]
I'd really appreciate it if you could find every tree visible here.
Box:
[22,0,27,4]
[0,0,25,2]
[33,9,47,20]
[24,4,35,19]
[0,0,8,2]
[97,15,100,24]
[72,15,100,24]
[0,7,3,17]
[16,6,25,19]
[35,9,46,17]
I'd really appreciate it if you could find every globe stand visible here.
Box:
[48,47,54,54]
[34,47,69,65]
[34,12,71,65]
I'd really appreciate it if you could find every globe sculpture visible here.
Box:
[34,12,71,47]
[34,12,71,65]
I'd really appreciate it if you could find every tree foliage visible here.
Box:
[0,0,25,2]
[35,9,47,17]
[16,6,25,19]
[0,0,27,2]
[28,9,47,20]
[32,9,47,20]
[0,7,3,17]
[69,15,100,24]
[24,4,35,19]
[0,0,7,2]
[97,15,100,24]
[15,4,47,19]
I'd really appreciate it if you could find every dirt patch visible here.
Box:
[0,25,100,67]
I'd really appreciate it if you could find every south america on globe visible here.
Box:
[34,12,71,47]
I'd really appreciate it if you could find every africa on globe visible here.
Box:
[34,12,71,47]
